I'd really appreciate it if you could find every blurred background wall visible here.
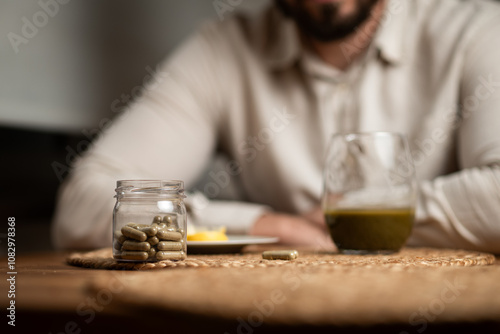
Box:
[0,0,270,253]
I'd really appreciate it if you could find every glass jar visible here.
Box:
[113,180,187,262]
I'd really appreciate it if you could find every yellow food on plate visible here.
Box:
[187,227,228,242]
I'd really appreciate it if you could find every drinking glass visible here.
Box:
[322,132,417,254]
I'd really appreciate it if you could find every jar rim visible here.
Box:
[115,180,185,198]
[116,179,183,188]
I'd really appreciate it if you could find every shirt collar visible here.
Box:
[372,0,412,65]
[261,0,411,70]
[259,6,302,70]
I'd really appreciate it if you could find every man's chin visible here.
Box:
[276,0,379,42]
[306,0,344,4]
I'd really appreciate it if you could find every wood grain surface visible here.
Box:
[1,249,499,333]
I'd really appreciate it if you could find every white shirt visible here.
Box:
[52,0,500,253]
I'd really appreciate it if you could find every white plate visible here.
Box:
[187,235,279,254]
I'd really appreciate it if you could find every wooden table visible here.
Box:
[2,251,500,333]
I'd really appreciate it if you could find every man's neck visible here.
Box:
[305,0,386,70]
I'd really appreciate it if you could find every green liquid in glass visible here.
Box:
[325,209,414,254]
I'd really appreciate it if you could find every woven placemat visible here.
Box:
[67,247,495,270]
[87,257,500,326]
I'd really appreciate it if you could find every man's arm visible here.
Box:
[51,22,270,249]
[408,13,500,253]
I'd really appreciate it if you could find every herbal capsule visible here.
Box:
[139,225,158,237]
[163,214,178,229]
[121,251,148,261]
[156,251,186,261]
[262,250,299,260]
[162,214,176,223]
[114,231,127,244]
[113,240,122,250]
[147,236,159,246]
[152,215,163,224]
[122,240,151,251]
[126,222,138,228]
[148,247,157,259]
[121,225,147,242]
[157,241,183,251]
[157,229,182,241]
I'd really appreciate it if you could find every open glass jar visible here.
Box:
[113,180,187,262]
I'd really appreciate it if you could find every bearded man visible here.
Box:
[53,0,500,253]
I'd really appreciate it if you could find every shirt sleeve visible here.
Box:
[51,22,266,249]
[408,12,500,254]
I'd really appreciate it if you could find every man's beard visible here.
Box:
[275,0,379,42]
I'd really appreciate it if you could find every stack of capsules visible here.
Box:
[114,214,186,261]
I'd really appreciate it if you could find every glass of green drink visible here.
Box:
[322,132,417,254]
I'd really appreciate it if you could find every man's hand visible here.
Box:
[250,210,336,252]
[302,206,326,228]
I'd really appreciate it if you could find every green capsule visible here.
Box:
[121,240,151,251]
[262,250,299,260]
[121,226,147,242]
[148,247,157,260]
[146,236,159,246]
[156,251,186,261]
[157,229,182,241]
[113,240,122,250]
[157,241,183,251]
[139,225,158,237]
[120,251,148,261]
[114,231,127,244]
[162,214,178,229]
[157,222,167,229]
